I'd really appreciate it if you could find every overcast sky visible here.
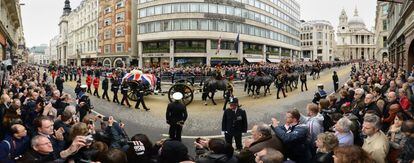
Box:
[21,0,377,47]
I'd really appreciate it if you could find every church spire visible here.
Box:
[354,6,359,17]
[63,0,71,16]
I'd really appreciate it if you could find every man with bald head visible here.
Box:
[363,94,382,118]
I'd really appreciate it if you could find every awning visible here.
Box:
[244,58,264,63]
[267,58,281,63]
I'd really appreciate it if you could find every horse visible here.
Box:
[245,74,274,98]
[201,77,230,105]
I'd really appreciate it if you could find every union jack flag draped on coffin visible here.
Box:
[122,69,157,90]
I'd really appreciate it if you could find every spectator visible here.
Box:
[238,124,284,163]
[303,103,324,156]
[333,145,374,163]
[97,147,128,163]
[314,132,338,163]
[386,112,406,163]
[0,94,12,138]
[0,124,30,163]
[398,119,414,163]
[126,134,156,163]
[362,114,389,163]
[334,117,354,147]
[271,109,310,163]
[53,109,73,145]
[398,88,414,119]
[159,140,192,163]
[363,94,382,118]
[254,148,283,163]
[33,116,65,156]
[195,138,237,163]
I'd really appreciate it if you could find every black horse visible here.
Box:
[245,74,274,98]
[202,77,230,105]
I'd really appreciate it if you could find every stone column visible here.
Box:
[138,42,143,68]
[206,39,211,66]
[262,44,266,61]
[169,40,174,68]
[239,41,244,62]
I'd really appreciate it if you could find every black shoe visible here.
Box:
[145,108,150,111]
[277,97,280,99]
[135,107,140,109]
[128,105,131,107]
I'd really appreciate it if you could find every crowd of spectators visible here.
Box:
[0,61,413,163]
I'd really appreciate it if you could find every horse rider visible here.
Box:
[300,71,308,92]
[111,76,120,104]
[135,80,150,111]
[312,83,327,104]
[120,80,131,107]
[77,84,94,121]
[275,74,286,99]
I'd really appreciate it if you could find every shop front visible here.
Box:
[81,58,97,66]
[142,53,170,68]
[210,57,240,66]
[174,57,206,67]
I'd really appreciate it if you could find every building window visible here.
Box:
[140,9,146,17]
[116,26,124,36]
[116,1,125,9]
[116,43,124,52]
[104,30,112,39]
[104,45,111,53]
[116,12,125,22]
[104,18,112,26]
[104,7,112,14]
[382,20,388,30]
[383,36,387,47]
[317,49,322,54]
[163,4,172,13]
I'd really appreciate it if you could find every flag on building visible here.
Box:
[216,36,222,55]
[234,33,240,54]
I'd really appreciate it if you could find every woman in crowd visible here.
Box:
[387,113,406,163]
[333,145,374,163]
[314,132,338,163]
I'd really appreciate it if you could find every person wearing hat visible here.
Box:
[166,92,188,141]
[101,73,110,101]
[93,75,100,98]
[77,84,93,121]
[74,79,82,96]
[111,76,120,104]
[222,97,248,150]
[223,84,234,110]
[135,80,150,111]
[55,75,65,95]
[312,84,327,104]
[333,71,339,92]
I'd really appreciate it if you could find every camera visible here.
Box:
[88,119,94,125]
[195,137,202,143]
[85,135,94,145]
[102,117,109,121]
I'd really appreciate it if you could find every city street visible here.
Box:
[62,64,352,150]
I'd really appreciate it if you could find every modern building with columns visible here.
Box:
[336,8,376,61]
[137,0,301,68]
[300,20,336,61]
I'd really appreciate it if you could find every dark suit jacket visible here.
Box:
[222,108,248,134]
[166,102,188,125]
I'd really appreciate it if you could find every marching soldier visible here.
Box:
[75,79,82,96]
[111,76,120,104]
[135,80,150,111]
[166,92,188,141]
[275,74,286,99]
[312,84,327,104]
[120,80,131,107]
[55,75,64,95]
[222,84,234,111]
[77,85,94,121]
[300,72,308,92]
[86,73,92,94]
[93,75,100,98]
[101,74,110,101]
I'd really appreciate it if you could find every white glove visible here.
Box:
[221,131,226,135]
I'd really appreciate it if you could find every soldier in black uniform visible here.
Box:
[75,79,81,96]
[222,84,234,111]
[111,77,120,104]
[221,97,247,150]
[300,72,308,92]
[120,80,131,107]
[333,71,339,92]
[101,74,110,101]
[55,75,64,95]
[135,80,150,111]
[275,74,286,99]
[77,85,94,121]
[166,92,188,141]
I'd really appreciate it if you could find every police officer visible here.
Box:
[111,76,120,104]
[333,71,339,92]
[55,75,64,95]
[135,80,150,111]
[312,84,327,104]
[77,85,93,121]
[221,97,247,150]
[275,74,286,99]
[300,72,308,92]
[120,80,131,107]
[74,79,81,96]
[166,92,188,141]
[101,74,110,101]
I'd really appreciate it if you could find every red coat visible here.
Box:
[86,75,92,86]
[93,77,100,88]
[399,96,411,111]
